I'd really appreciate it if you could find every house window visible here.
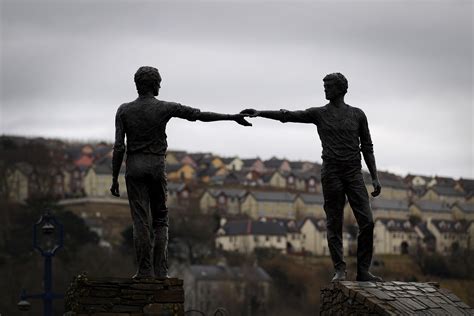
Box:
[265,236,269,241]
[277,236,281,242]
[254,236,258,242]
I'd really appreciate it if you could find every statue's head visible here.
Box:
[134,66,162,96]
[323,73,348,101]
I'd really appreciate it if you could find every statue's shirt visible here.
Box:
[114,96,201,155]
[279,105,374,164]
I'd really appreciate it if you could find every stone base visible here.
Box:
[65,274,184,316]
[320,281,473,316]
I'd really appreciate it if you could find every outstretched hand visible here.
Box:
[233,114,252,126]
[240,108,260,117]
[371,179,382,197]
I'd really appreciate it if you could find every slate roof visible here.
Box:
[259,218,300,233]
[221,157,236,164]
[434,175,457,187]
[376,218,414,232]
[190,265,271,282]
[264,157,288,169]
[241,158,261,168]
[260,172,277,183]
[298,193,324,204]
[405,174,433,184]
[288,170,320,181]
[221,219,287,236]
[430,185,465,197]
[458,178,474,194]
[209,189,247,199]
[364,171,408,189]
[430,219,468,234]
[250,191,296,202]
[289,161,304,170]
[197,166,219,177]
[324,281,473,315]
[166,163,184,172]
[454,202,474,213]
[371,198,409,212]
[412,200,452,213]
[222,171,247,184]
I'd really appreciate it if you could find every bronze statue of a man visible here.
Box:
[242,73,383,282]
[111,66,250,279]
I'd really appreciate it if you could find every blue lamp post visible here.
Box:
[18,210,64,316]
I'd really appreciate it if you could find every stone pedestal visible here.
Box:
[320,281,473,316]
[65,274,184,316]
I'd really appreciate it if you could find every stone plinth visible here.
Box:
[321,281,473,316]
[65,274,184,316]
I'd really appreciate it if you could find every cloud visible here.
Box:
[1,0,472,178]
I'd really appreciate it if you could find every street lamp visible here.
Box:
[18,210,64,316]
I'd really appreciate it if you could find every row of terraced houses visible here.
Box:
[3,138,474,257]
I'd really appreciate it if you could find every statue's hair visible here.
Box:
[323,73,348,94]
[134,66,162,95]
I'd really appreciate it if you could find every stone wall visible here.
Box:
[65,274,184,316]
[321,281,473,316]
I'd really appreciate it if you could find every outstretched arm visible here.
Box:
[359,111,381,197]
[172,103,251,126]
[241,108,315,124]
[196,112,252,126]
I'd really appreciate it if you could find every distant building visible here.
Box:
[240,191,297,219]
[166,163,196,181]
[420,186,466,205]
[451,202,474,221]
[299,217,350,256]
[370,198,410,220]
[167,182,191,207]
[426,218,469,255]
[374,219,418,255]
[180,263,271,316]
[215,218,288,254]
[199,189,247,215]
[409,200,453,221]
[294,193,325,218]
[83,159,126,198]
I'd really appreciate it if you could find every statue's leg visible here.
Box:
[150,156,169,278]
[321,166,346,272]
[125,156,154,279]
[344,167,374,275]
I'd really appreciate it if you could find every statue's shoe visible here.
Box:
[155,273,169,279]
[356,271,383,282]
[132,272,154,280]
[331,269,347,282]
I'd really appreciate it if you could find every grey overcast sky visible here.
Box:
[1,0,473,178]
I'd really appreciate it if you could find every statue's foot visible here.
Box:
[155,272,169,279]
[356,271,383,282]
[132,272,154,280]
[331,269,347,282]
